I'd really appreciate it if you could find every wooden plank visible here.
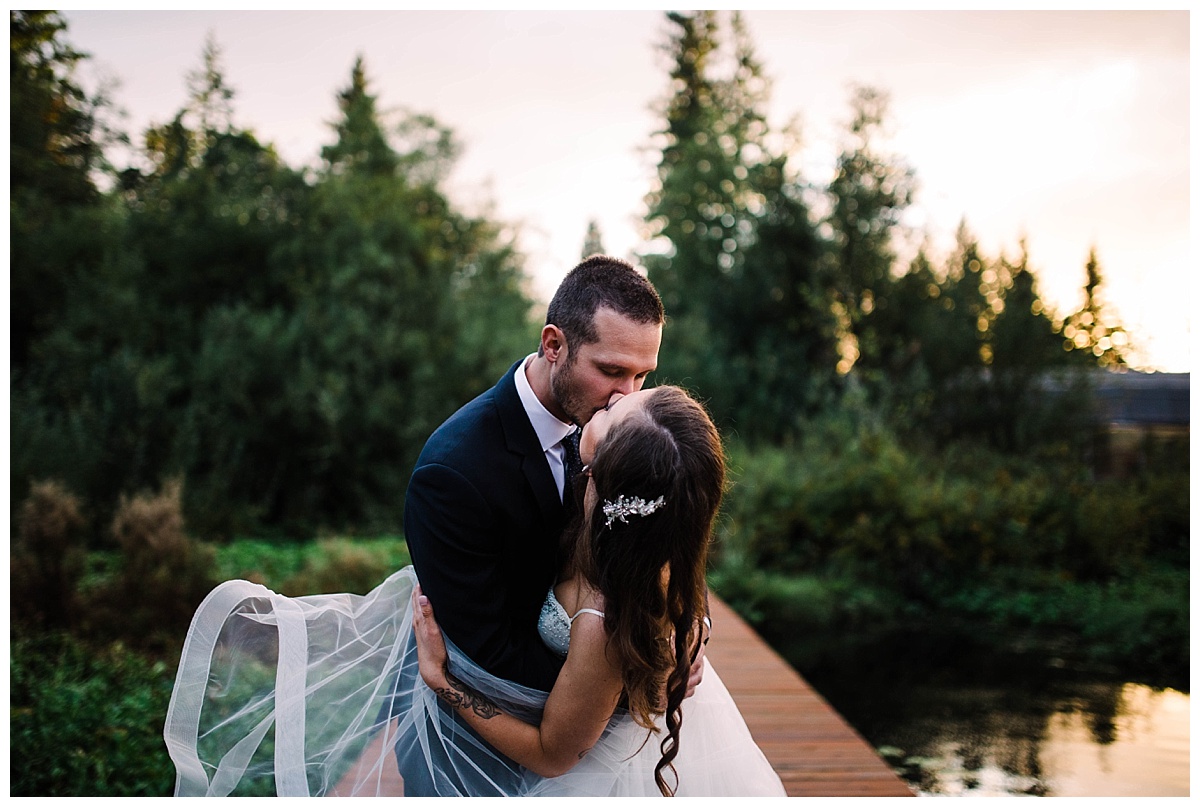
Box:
[327,724,404,797]
[704,594,914,796]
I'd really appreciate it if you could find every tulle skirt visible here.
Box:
[163,566,785,797]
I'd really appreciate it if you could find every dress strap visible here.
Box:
[569,607,605,624]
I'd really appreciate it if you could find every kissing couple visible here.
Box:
[164,256,785,796]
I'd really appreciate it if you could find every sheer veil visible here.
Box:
[163,566,551,796]
[164,566,786,797]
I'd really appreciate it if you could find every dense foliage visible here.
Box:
[708,413,1188,689]
[11,632,178,796]
[11,16,536,542]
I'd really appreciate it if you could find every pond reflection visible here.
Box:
[775,627,1190,797]
[877,682,1189,796]
[1039,684,1189,796]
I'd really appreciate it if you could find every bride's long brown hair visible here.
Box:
[567,385,725,796]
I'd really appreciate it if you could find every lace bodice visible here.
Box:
[537,588,604,658]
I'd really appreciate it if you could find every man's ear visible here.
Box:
[541,324,567,363]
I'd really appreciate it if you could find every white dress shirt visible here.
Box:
[514,353,578,501]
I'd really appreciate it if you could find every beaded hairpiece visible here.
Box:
[602,494,666,529]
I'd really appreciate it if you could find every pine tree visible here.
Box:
[643,10,727,315]
[10,10,108,368]
[185,33,234,138]
[1061,247,1130,369]
[321,55,399,177]
[581,219,605,258]
[642,11,837,439]
[984,241,1084,449]
[9,11,105,204]
[825,85,916,379]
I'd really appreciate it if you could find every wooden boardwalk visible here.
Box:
[705,594,914,796]
[334,595,914,796]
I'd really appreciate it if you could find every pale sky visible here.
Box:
[62,9,1191,372]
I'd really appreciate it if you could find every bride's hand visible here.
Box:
[412,585,449,690]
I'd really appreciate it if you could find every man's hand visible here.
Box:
[685,617,710,698]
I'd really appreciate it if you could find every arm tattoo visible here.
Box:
[434,667,501,719]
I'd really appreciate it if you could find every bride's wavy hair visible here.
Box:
[573,385,725,796]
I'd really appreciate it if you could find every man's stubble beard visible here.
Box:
[550,348,590,427]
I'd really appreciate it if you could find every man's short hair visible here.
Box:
[544,255,664,353]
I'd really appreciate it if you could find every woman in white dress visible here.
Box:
[163,385,784,797]
[412,384,784,796]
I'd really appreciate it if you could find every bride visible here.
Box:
[163,385,784,797]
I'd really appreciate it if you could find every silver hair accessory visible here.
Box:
[602,494,666,529]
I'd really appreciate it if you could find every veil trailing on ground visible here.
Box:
[163,567,551,796]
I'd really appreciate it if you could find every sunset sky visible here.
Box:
[62,9,1190,372]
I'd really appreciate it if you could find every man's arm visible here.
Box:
[405,461,563,691]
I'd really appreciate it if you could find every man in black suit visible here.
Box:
[394,255,671,793]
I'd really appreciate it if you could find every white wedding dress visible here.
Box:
[528,589,786,796]
[164,566,785,796]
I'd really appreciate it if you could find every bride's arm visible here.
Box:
[413,587,624,778]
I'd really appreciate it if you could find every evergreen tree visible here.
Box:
[985,241,1087,450]
[724,153,840,438]
[987,241,1062,374]
[185,33,234,138]
[642,11,836,440]
[9,11,100,204]
[321,55,399,177]
[581,219,605,258]
[903,225,1003,441]
[939,224,992,375]
[1061,247,1130,369]
[10,10,111,369]
[643,10,727,317]
[825,85,916,380]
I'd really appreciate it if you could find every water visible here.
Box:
[774,626,1190,797]
[872,680,1189,796]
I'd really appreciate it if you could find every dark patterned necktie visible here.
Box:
[562,428,583,506]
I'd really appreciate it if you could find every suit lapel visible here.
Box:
[495,360,563,527]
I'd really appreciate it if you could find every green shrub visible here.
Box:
[82,479,216,653]
[708,552,904,634]
[10,633,177,796]
[1134,470,1190,564]
[717,421,1187,591]
[930,564,1188,683]
[711,419,1188,679]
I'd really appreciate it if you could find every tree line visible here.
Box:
[643,11,1127,449]
[12,10,1130,544]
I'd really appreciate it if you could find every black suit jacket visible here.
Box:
[404,360,567,692]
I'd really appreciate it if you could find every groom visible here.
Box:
[397,255,691,793]
[405,254,665,692]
